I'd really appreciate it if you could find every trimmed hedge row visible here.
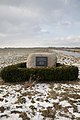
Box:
[0,62,78,82]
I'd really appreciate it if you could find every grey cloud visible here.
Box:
[0,0,80,47]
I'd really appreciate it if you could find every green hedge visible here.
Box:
[0,62,78,82]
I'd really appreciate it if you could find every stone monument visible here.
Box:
[27,52,57,68]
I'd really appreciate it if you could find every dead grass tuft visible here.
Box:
[19,112,30,120]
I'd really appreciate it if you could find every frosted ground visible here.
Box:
[0,48,80,120]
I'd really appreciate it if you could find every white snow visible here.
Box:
[77,105,80,112]
[59,100,72,107]
[73,112,80,118]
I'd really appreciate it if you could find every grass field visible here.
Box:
[0,48,80,120]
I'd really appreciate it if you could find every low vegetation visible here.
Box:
[0,62,78,82]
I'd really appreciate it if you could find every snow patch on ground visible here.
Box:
[59,100,71,107]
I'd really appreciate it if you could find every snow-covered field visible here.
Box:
[0,82,80,120]
[0,48,80,120]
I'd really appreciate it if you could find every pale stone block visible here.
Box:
[27,53,57,68]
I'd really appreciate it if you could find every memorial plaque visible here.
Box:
[36,57,48,66]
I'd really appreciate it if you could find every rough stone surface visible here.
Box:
[27,53,57,68]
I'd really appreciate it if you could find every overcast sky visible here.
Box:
[0,0,80,48]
